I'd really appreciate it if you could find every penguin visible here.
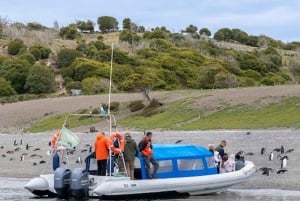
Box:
[85,144,92,147]
[20,155,25,161]
[262,168,272,176]
[0,145,4,149]
[20,139,23,145]
[175,140,183,144]
[13,139,18,146]
[81,149,88,153]
[39,160,46,164]
[246,152,254,156]
[273,148,280,152]
[33,162,37,166]
[281,156,288,169]
[46,150,51,156]
[285,148,294,153]
[277,169,288,174]
[76,156,82,164]
[269,152,274,161]
[280,146,284,154]
[14,147,20,152]
[246,131,251,135]
[260,147,265,155]
[33,148,41,151]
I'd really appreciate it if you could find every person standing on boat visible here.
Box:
[94,132,110,176]
[207,144,221,168]
[123,132,138,180]
[216,140,227,159]
[139,131,159,179]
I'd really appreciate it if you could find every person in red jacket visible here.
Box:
[94,132,110,176]
[138,131,159,179]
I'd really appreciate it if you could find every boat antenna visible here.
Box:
[108,42,114,115]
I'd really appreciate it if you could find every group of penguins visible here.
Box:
[0,139,46,166]
[258,145,294,176]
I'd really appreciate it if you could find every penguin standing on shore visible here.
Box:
[269,152,274,161]
[281,156,288,169]
[260,147,265,155]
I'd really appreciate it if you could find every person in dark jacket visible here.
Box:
[138,131,159,179]
[216,140,227,159]
[235,153,245,171]
[123,132,138,179]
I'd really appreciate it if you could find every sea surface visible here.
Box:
[1,177,300,201]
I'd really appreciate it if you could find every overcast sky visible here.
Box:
[1,0,299,42]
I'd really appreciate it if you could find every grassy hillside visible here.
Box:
[23,86,300,133]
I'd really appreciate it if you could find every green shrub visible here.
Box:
[128,100,145,112]
[0,77,16,97]
[29,45,51,60]
[18,53,36,64]
[7,39,25,55]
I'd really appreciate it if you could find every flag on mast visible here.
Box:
[57,126,80,149]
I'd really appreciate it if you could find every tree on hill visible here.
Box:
[76,20,94,32]
[27,22,47,30]
[199,28,211,36]
[0,58,31,93]
[0,77,16,97]
[184,24,198,34]
[119,29,141,44]
[59,24,80,39]
[97,16,119,33]
[56,48,82,68]
[122,18,131,30]
[214,28,233,41]
[25,64,56,94]
[231,28,249,43]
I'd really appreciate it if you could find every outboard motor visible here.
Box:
[70,168,89,200]
[54,167,71,199]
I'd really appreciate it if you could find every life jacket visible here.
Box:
[109,132,125,154]
[140,137,153,157]
[51,130,61,149]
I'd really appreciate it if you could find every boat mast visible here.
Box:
[108,42,114,116]
[108,42,114,176]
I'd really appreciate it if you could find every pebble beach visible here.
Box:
[0,130,299,191]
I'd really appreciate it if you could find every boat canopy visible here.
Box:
[139,144,217,179]
[153,144,213,160]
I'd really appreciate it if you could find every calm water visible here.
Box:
[1,177,300,201]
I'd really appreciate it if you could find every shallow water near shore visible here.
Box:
[1,177,300,201]
[1,130,300,200]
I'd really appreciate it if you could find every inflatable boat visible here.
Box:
[25,143,256,199]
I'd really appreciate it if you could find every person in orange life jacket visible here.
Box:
[138,131,159,179]
[94,132,110,176]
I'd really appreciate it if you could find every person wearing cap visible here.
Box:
[138,131,159,179]
[123,132,138,179]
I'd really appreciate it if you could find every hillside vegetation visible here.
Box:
[1,17,300,104]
